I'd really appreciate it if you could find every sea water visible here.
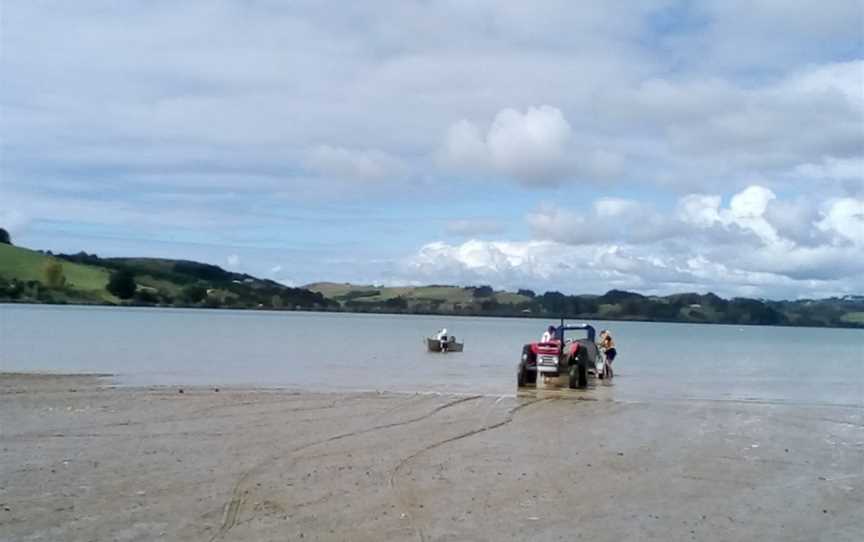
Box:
[1,304,862,406]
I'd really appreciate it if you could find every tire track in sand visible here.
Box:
[388,397,551,542]
[209,394,484,541]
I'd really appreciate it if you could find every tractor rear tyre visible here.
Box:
[569,359,588,389]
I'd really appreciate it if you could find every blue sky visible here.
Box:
[1,1,862,299]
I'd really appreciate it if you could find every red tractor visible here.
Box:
[517,324,602,389]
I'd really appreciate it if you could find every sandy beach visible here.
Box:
[1,373,861,541]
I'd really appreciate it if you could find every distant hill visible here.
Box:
[1,242,861,328]
[0,245,333,310]
[305,282,532,309]
[305,282,864,329]
[0,243,116,303]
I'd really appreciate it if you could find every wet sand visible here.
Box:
[1,374,862,541]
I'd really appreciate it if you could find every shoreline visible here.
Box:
[2,373,862,541]
[4,300,863,331]
[3,371,863,410]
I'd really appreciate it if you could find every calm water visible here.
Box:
[1,304,862,406]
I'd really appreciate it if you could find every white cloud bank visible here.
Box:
[405,186,864,299]
[441,106,623,185]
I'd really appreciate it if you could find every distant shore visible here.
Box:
[4,300,864,330]
[3,242,862,329]
[2,372,861,541]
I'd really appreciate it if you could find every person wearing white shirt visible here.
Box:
[541,325,556,343]
[437,328,449,352]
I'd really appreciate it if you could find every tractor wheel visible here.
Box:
[569,357,588,389]
[568,364,579,389]
[519,346,537,387]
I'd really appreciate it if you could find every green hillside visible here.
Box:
[306,282,864,329]
[0,245,333,310]
[305,282,533,309]
[0,243,114,301]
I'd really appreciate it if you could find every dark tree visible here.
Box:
[538,291,567,314]
[599,289,644,304]
[181,284,208,304]
[384,296,408,309]
[134,289,159,304]
[107,269,137,299]
[480,299,500,311]
[0,228,10,245]
[472,285,494,298]
[173,261,232,282]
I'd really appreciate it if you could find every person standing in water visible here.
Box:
[599,329,617,378]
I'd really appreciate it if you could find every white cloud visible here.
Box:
[676,195,723,227]
[227,254,240,267]
[442,106,601,185]
[412,186,864,297]
[818,198,864,246]
[404,236,862,299]
[305,145,407,182]
[485,106,573,182]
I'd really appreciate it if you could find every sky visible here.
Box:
[1,0,862,299]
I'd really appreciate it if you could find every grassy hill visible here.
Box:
[305,282,533,310]
[306,282,864,329]
[0,245,332,309]
[0,243,115,302]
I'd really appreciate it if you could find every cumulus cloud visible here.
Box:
[442,106,622,185]
[818,198,864,246]
[484,106,573,182]
[411,185,864,298]
[441,106,629,185]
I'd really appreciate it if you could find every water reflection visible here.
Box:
[516,373,616,402]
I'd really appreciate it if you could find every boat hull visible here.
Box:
[426,337,464,353]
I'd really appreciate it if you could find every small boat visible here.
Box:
[426,336,464,353]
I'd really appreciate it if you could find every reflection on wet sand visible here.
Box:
[516,372,616,402]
